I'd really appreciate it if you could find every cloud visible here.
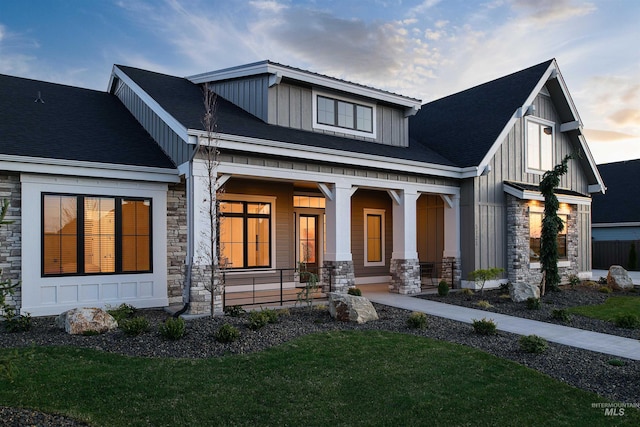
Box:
[608,109,640,128]
[583,129,637,142]
[510,0,596,24]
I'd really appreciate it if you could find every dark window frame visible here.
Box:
[317,95,373,133]
[219,201,272,270]
[41,193,153,277]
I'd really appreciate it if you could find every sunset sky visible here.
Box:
[1,0,638,164]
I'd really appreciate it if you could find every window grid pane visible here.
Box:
[84,198,116,273]
[43,195,78,275]
[122,199,151,272]
[367,214,382,263]
[317,96,335,125]
[356,105,373,132]
[337,101,354,128]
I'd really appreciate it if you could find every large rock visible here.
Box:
[328,292,379,324]
[56,307,118,335]
[607,265,634,290]
[509,282,540,303]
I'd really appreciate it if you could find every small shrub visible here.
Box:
[474,300,493,309]
[597,276,607,285]
[276,308,291,317]
[223,305,246,317]
[461,288,474,296]
[261,308,278,324]
[159,317,186,340]
[215,323,240,343]
[437,280,449,296]
[614,314,640,329]
[4,314,32,333]
[608,359,626,367]
[406,312,428,330]
[498,282,510,295]
[598,286,612,294]
[568,274,580,288]
[314,304,327,311]
[519,335,548,354]
[107,303,136,322]
[526,297,541,310]
[472,318,497,335]
[551,309,571,322]
[248,311,270,330]
[119,316,150,336]
[347,287,362,296]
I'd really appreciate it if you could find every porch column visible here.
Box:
[442,194,461,288]
[389,189,421,294]
[322,182,355,292]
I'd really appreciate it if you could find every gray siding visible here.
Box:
[463,90,593,277]
[351,189,393,278]
[114,80,191,165]
[210,75,270,123]
[417,195,444,263]
[577,203,591,272]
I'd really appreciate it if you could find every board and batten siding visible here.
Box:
[209,75,270,123]
[114,80,191,165]
[416,195,444,263]
[351,189,393,278]
[462,90,593,279]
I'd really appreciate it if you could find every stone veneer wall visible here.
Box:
[189,264,223,316]
[0,174,21,315]
[389,258,421,294]
[166,180,187,306]
[506,194,579,286]
[441,256,461,289]
[322,260,355,293]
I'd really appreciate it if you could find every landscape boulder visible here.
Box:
[607,265,634,290]
[509,282,540,303]
[56,307,118,335]
[328,292,379,324]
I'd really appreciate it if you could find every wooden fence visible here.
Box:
[592,240,640,271]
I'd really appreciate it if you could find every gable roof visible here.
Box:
[0,73,176,170]
[410,60,554,168]
[113,65,457,169]
[592,159,640,224]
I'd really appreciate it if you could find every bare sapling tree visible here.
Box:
[539,154,572,295]
[198,83,224,316]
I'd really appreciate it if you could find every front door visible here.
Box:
[298,214,318,272]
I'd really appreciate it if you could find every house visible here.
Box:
[591,159,640,270]
[0,58,604,317]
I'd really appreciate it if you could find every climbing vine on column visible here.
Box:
[539,154,572,294]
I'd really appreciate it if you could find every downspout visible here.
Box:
[174,137,200,318]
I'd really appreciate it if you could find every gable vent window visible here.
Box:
[526,118,554,172]
[314,92,376,138]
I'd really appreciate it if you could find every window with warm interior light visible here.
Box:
[314,91,376,138]
[526,119,554,172]
[219,201,271,269]
[43,194,151,276]
[529,211,567,263]
[364,209,385,266]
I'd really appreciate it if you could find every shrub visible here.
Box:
[551,309,571,322]
[461,288,474,296]
[526,297,541,310]
[568,274,580,288]
[159,317,186,340]
[498,282,510,295]
[107,303,136,322]
[614,314,640,329]
[347,287,362,296]
[519,335,548,354]
[119,316,150,336]
[608,359,626,367]
[472,318,497,335]
[406,312,428,330]
[598,286,612,294]
[597,277,607,285]
[276,308,291,317]
[474,300,493,309]
[3,313,32,333]
[468,267,504,294]
[215,323,240,343]
[437,280,449,296]
[223,305,246,317]
[248,309,278,331]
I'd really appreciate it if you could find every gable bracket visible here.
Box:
[215,174,231,191]
[515,104,536,118]
[317,183,334,201]
[440,194,454,209]
[268,73,282,87]
[560,120,581,133]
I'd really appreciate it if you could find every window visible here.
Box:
[43,194,152,276]
[315,94,374,135]
[529,212,567,263]
[219,201,271,269]
[364,209,385,266]
[293,195,326,209]
[527,119,554,172]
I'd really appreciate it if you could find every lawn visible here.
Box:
[567,296,640,323]
[1,331,637,426]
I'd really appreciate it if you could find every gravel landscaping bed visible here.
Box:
[1,292,639,425]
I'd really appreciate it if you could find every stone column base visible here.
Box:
[322,260,355,293]
[188,264,223,316]
[441,257,461,289]
[389,258,421,294]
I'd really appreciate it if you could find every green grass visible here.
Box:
[567,296,640,322]
[1,331,638,426]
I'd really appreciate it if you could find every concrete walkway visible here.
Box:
[361,286,640,361]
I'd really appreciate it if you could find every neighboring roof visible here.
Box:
[592,159,640,224]
[187,60,422,110]
[0,73,175,169]
[409,60,554,168]
[114,65,457,167]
